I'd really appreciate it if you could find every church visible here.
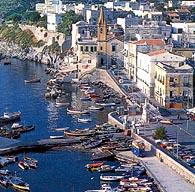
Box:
[73,6,124,70]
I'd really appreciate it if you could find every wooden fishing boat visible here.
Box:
[78,117,92,123]
[24,78,41,83]
[159,119,173,125]
[96,102,116,107]
[11,123,23,129]
[98,165,115,173]
[67,108,89,115]
[84,140,102,149]
[88,106,104,111]
[16,125,35,133]
[0,111,21,125]
[85,162,104,169]
[18,161,29,170]
[50,135,64,139]
[64,129,95,137]
[100,175,124,181]
[10,177,30,191]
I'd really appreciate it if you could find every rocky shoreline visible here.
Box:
[0,40,63,66]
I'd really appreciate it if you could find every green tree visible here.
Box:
[58,10,83,35]
[153,127,167,140]
[23,11,41,23]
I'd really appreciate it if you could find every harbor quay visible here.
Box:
[108,111,195,191]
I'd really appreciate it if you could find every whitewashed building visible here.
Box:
[136,50,186,98]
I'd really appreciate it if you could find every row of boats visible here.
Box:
[0,156,38,191]
[85,161,157,192]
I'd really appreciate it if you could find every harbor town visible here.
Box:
[1,0,195,191]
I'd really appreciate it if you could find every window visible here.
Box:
[112,45,116,52]
[80,46,83,51]
[100,28,103,33]
[100,46,103,50]
[88,60,91,63]
[170,91,173,98]
[91,47,94,52]
[178,28,183,34]
[94,46,97,51]
[170,77,174,82]
[85,46,88,52]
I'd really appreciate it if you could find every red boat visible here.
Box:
[85,162,104,169]
[87,93,100,98]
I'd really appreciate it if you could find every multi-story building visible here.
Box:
[124,39,166,81]
[136,50,186,98]
[154,62,193,109]
[122,20,172,41]
[36,0,63,32]
[72,7,124,71]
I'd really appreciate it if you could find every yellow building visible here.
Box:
[154,62,193,109]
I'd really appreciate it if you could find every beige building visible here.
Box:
[124,39,166,81]
[97,7,124,67]
[73,6,124,71]
[136,50,186,98]
[154,62,193,109]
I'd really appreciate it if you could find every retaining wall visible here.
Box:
[108,114,195,185]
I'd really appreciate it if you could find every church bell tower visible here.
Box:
[97,6,107,67]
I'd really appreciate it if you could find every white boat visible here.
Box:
[78,118,92,123]
[96,102,116,107]
[10,177,30,191]
[11,123,23,129]
[54,127,69,132]
[67,108,89,115]
[100,175,124,181]
[159,119,173,125]
[88,106,104,111]
[50,135,64,139]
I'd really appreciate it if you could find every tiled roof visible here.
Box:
[147,49,167,56]
[133,39,165,46]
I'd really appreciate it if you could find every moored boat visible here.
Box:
[100,175,124,181]
[50,135,64,139]
[0,111,21,125]
[64,129,95,137]
[18,161,29,170]
[96,102,116,107]
[88,106,104,111]
[78,117,92,123]
[67,108,89,115]
[10,177,30,191]
[85,162,104,169]
[84,140,102,149]
[159,119,173,125]
[24,78,41,83]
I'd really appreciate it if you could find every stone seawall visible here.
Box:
[108,112,124,130]
[85,69,127,97]
[108,113,195,185]
[132,133,195,185]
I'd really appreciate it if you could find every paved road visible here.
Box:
[141,156,195,192]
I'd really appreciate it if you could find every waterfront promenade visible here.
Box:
[142,156,195,192]
[118,151,195,192]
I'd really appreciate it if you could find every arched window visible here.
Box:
[100,28,103,33]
